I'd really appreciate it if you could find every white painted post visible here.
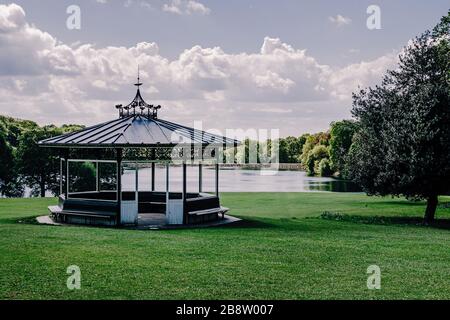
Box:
[165,162,184,225]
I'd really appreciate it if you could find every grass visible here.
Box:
[0,193,450,300]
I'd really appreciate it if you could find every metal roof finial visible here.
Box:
[135,65,142,87]
[115,69,163,119]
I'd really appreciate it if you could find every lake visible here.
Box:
[121,166,362,193]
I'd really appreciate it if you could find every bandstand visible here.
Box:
[38,76,239,227]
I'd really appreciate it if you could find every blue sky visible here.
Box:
[0,1,449,136]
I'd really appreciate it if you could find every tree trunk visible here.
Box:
[424,194,438,224]
[40,184,45,197]
[40,175,46,197]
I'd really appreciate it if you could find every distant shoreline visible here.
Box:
[220,163,302,171]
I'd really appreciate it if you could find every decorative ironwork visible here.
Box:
[116,67,162,119]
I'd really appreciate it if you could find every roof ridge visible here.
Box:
[157,118,229,143]
[113,116,135,143]
[140,116,157,142]
[40,117,123,144]
[38,115,240,147]
[155,119,193,143]
[152,118,172,143]
[76,116,134,144]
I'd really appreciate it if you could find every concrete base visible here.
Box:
[36,215,62,226]
[36,214,241,230]
[135,214,242,230]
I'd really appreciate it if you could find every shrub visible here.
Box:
[317,158,333,177]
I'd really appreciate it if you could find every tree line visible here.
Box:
[0,112,358,199]
[0,115,84,197]
[237,119,358,178]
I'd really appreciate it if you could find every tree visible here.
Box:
[278,136,307,163]
[318,158,333,177]
[0,119,26,197]
[300,132,331,175]
[0,116,84,198]
[16,126,64,197]
[68,162,96,193]
[296,134,310,161]
[0,115,39,147]
[0,123,14,195]
[304,144,330,176]
[329,120,358,178]
[347,12,450,223]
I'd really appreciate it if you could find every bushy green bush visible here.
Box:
[317,158,333,177]
[304,144,330,176]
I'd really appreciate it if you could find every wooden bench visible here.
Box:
[48,206,115,222]
[48,205,62,219]
[189,206,229,219]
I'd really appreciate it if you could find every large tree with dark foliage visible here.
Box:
[16,124,84,197]
[0,122,15,196]
[0,116,38,197]
[16,126,64,197]
[347,12,450,223]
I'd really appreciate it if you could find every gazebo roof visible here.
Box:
[39,77,239,148]
[39,115,238,148]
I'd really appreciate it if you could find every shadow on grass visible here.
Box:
[320,211,450,230]
[220,217,275,229]
[368,200,426,207]
[11,213,279,231]
[1,216,41,225]
[221,216,330,233]
[368,200,450,208]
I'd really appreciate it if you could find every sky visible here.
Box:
[0,0,448,137]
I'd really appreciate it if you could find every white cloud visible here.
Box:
[329,14,352,27]
[254,71,295,94]
[122,0,155,10]
[185,0,210,15]
[260,37,295,54]
[162,0,211,15]
[328,53,398,100]
[0,3,398,135]
[0,2,25,31]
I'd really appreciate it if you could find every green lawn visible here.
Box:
[0,193,449,300]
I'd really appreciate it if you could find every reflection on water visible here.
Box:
[306,179,362,193]
[121,167,362,193]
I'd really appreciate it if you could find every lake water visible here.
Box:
[121,166,362,193]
